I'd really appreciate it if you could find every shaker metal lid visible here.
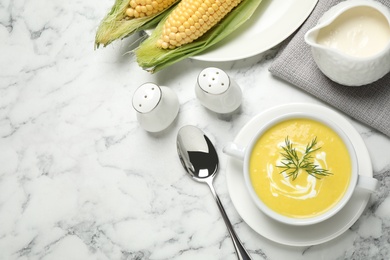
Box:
[132,83,162,113]
[197,67,230,95]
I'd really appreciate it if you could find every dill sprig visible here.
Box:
[277,136,332,180]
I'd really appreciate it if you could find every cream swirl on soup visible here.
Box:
[266,143,329,200]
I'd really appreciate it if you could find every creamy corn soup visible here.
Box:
[249,118,352,219]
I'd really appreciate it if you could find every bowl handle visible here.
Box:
[356,175,379,193]
[223,142,245,161]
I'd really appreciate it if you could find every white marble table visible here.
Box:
[1,1,390,259]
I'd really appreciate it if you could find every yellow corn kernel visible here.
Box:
[157,0,242,49]
[126,0,177,18]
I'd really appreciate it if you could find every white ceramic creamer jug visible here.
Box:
[305,0,390,86]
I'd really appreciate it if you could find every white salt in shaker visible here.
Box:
[132,83,179,132]
[195,67,242,114]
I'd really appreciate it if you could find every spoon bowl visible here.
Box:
[177,125,252,260]
[177,125,219,182]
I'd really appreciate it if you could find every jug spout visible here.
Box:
[304,26,321,48]
[304,25,337,56]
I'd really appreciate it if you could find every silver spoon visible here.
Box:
[177,125,252,260]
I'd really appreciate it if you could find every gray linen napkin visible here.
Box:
[269,0,390,137]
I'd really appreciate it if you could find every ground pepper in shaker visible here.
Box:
[132,82,179,132]
[195,67,242,114]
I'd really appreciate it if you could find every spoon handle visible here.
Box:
[207,181,252,260]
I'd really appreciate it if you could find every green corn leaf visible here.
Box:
[135,0,264,73]
[95,0,180,48]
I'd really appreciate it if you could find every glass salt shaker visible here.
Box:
[195,67,242,114]
[132,83,179,132]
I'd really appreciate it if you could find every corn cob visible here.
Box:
[126,0,177,18]
[157,0,242,49]
[95,0,180,48]
[135,0,263,73]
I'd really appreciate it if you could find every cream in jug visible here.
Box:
[316,6,390,58]
[305,0,390,86]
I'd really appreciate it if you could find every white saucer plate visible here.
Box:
[226,103,372,247]
[193,0,318,61]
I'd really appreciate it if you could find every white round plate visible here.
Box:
[193,0,318,61]
[226,103,373,247]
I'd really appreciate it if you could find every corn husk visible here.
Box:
[95,0,180,48]
[135,0,263,73]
